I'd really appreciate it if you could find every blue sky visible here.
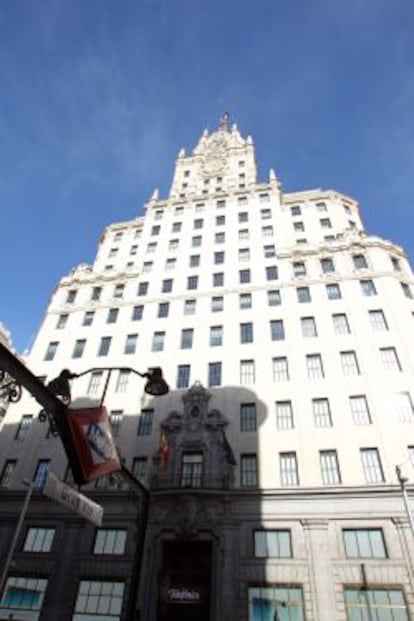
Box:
[1,0,414,353]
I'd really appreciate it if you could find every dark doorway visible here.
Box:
[158,540,213,621]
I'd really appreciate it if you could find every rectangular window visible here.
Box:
[301,316,317,337]
[270,319,285,341]
[93,529,127,555]
[23,527,55,552]
[180,329,194,349]
[239,269,251,284]
[238,248,250,262]
[291,205,301,216]
[15,415,33,441]
[215,232,225,244]
[344,587,408,620]
[187,275,198,290]
[401,282,413,298]
[73,580,125,620]
[272,357,289,381]
[263,244,276,258]
[320,450,341,485]
[123,334,137,355]
[239,293,252,309]
[293,261,306,277]
[241,454,257,487]
[162,279,173,293]
[0,460,17,488]
[262,225,273,237]
[238,212,248,223]
[67,289,77,303]
[137,282,148,296]
[293,221,304,232]
[147,241,157,253]
[208,362,222,387]
[320,218,332,228]
[82,311,94,327]
[210,326,223,347]
[240,359,255,384]
[56,314,68,329]
[316,201,327,211]
[211,296,223,312]
[214,251,225,264]
[248,586,305,620]
[297,286,311,303]
[132,305,143,321]
[184,299,196,315]
[98,336,111,357]
[33,459,50,489]
[240,403,257,432]
[72,339,86,359]
[137,409,153,436]
[361,448,384,483]
[109,411,123,437]
[215,215,225,226]
[343,529,387,558]
[158,302,169,318]
[392,392,414,422]
[142,261,152,273]
[391,256,401,271]
[44,341,58,361]
[169,239,179,251]
[266,265,278,280]
[151,225,160,236]
[369,309,388,331]
[332,313,350,334]
[326,283,341,299]
[306,354,324,379]
[341,350,360,376]
[115,370,130,393]
[240,322,253,344]
[132,457,147,480]
[267,289,281,306]
[107,308,119,324]
[313,399,332,427]
[165,258,176,270]
[276,401,294,430]
[254,530,292,558]
[193,218,203,229]
[113,284,125,299]
[360,279,377,296]
[88,371,103,395]
[260,208,271,219]
[1,577,48,619]
[181,453,203,488]
[213,272,224,287]
[350,395,371,425]
[380,347,401,371]
[216,199,226,208]
[238,228,249,240]
[280,452,299,486]
[152,332,165,352]
[176,365,190,389]
[321,257,335,273]
[353,254,368,269]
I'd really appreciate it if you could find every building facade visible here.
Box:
[1,115,414,620]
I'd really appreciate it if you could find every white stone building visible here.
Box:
[0,115,414,620]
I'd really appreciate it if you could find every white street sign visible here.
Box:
[43,471,104,526]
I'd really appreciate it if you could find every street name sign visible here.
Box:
[43,471,104,526]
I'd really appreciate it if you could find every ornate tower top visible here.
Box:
[219,111,230,132]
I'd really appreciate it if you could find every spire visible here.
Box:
[219,111,230,132]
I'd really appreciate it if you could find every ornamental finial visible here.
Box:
[219,111,229,131]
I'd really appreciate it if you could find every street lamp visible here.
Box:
[395,465,414,541]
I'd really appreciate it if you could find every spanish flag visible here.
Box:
[159,430,170,470]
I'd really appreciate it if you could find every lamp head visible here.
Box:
[144,367,169,396]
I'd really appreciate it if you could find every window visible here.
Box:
[152,332,165,352]
[193,218,203,230]
[180,328,193,349]
[215,232,225,244]
[0,460,17,488]
[352,253,369,270]
[208,362,222,387]
[306,354,324,379]
[332,313,350,335]
[181,453,203,488]
[175,205,184,215]
[321,257,335,273]
[254,530,292,558]
[343,529,386,558]
[239,269,251,284]
[248,586,305,620]
[142,261,152,273]
[238,212,248,223]
[162,279,173,293]
[214,251,224,264]
[213,272,224,287]
[98,336,111,357]
[137,409,153,435]
[165,258,176,270]
[391,256,401,271]
[239,293,252,309]
[44,341,58,361]
[369,309,388,331]
[93,529,127,555]
[240,322,253,344]
[293,221,304,232]
[130,245,138,256]
[240,359,255,384]
[216,215,225,226]
[137,282,148,296]
[116,370,130,393]
[124,334,137,355]
[272,357,289,381]
[293,261,306,277]
[187,275,198,290]
[276,401,294,430]
[326,283,341,299]
[262,225,273,237]
[401,282,413,299]
[280,452,299,486]
[132,457,147,480]
[114,231,123,241]
[341,351,360,376]
[33,459,50,489]
[107,308,119,324]
[238,228,249,240]
[132,305,143,321]
[320,218,332,228]
[216,199,226,208]
[56,314,68,329]
[172,222,182,233]
[316,201,327,211]
[241,454,257,487]
[313,399,332,427]
[261,208,271,219]
[301,316,317,338]
[0,577,48,619]
[151,225,160,236]
[297,286,311,303]
[238,248,250,262]
[73,580,125,620]
[380,347,401,371]
[210,326,223,347]
[169,239,179,251]
[240,403,257,432]
[291,205,301,216]
[16,415,33,440]
[113,284,124,299]
[72,339,86,359]
[195,202,204,211]
[270,319,285,341]
[344,587,408,620]
[108,411,123,438]
[81,311,94,327]
[211,296,223,312]
[23,527,55,552]
[267,289,281,306]
[88,371,103,395]
[360,279,377,296]
[158,302,169,318]
[184,299,196,315]
[350,395,371,425]
[392,392,414,422]
[147,241,157,253]
[266,265,278,280]
[176,365,190,389]
[263,244,276,258]
[361,448,384,483]
[320,450,341,485]
[66,289,77,303]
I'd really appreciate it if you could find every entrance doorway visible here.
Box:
[158,540,213,621]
